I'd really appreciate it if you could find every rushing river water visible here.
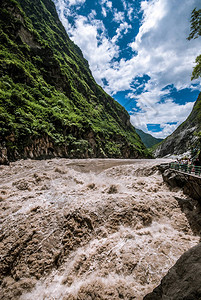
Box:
[0,159,200,299]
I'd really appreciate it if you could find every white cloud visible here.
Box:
[113,11,125,23]
[121,0,138,21]
[130,98,195,138]
[102,0,201,96]
[53,0,201,138]
[68,0,85,6]
[53,0,71,31]
[127,6,134,21]
[127,0,201,138]
[88,10,97,21]
[106,1,112,9]
[128,0,201,91]
[101,0,201,137]
[112,22,132,43]
[67,16,120,85]
[137,0,167,41]
[101,6,107,17]
[100,0,113,17]
[121,0,127,10]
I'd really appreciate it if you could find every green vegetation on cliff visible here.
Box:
[188,8,201,159]
[135,129,163,149]
[0,0,148,160]
[188,8,201,80]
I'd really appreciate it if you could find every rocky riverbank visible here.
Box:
[143,164,201,299]
[0,159,200,299]
[144,242,201,300]
[159,165,201,201]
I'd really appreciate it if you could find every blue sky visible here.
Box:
[53,0,201,138]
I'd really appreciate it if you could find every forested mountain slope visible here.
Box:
[135,129,163,148]
[0,0,147,163]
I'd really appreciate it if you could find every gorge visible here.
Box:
[1,0,201,299]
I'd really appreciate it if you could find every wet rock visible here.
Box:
[162,169,187,188]
[0,143,9,165]
[184,175,201,201]
[157,163,169,173]
[175,196,194,211]
[143,243,201,300]
[161,168,201,201]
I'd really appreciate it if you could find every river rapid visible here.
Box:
[0,159,200,299]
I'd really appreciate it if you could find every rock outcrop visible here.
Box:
[161,168,201,201]
[154,93,201,157]
[144,243,201,300]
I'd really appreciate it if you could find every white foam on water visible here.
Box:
[0,159,199,300]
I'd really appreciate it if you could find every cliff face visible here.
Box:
[144,243,201,300]
[154,93,201,157]
[158,164,201,201]
[0,0,147,163]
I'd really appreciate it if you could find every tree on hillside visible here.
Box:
[196,131,201,161]
[188,8,201,79]
[188,8,201,162]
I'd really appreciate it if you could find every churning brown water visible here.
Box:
[0,159,200,299]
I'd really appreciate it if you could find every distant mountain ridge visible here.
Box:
[0,0,148,163]
[154,93,201,157]
[135,128,163,148]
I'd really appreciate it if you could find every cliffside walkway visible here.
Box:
[170,162,201,178]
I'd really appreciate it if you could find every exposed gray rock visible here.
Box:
[154,126,198,158]
[162,169,187,188]
[161,168,201,201]
[157,163,170,173]
[0,143,9,165]
[143,243,201,300]
[174,196,194,211]
[154,93,201,158]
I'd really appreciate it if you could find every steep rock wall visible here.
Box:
[154,93,201,157]
[144,243,201,300]
[158,164,201,201]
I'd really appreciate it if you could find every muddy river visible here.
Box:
[0,159,200,299]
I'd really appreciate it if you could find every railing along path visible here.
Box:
[170,162,201,177]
